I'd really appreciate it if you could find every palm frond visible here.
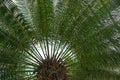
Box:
[1,0,120,80]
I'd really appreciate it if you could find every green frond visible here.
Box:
[1,0,120,80]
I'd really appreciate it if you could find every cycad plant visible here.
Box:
[1,0,120,80]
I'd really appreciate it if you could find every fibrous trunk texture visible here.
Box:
[36,58,71,80]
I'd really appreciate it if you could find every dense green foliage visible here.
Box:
[1,0,120,80]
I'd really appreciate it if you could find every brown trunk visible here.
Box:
[36,58,71,80]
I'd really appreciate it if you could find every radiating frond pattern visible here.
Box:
[1,0,120,80]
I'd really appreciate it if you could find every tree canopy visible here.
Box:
[0,0,120,80]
